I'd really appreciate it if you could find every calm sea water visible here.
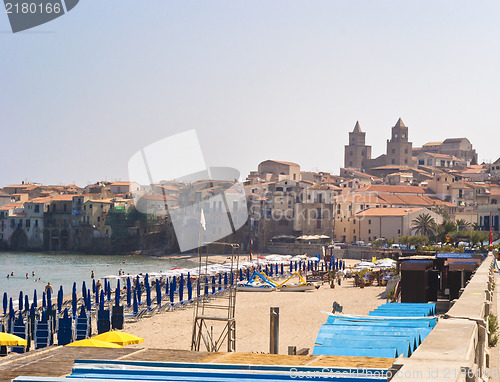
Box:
[0,252,197,305]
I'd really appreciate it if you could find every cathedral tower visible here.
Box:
[386,118,413,166]
[344,121,372,170]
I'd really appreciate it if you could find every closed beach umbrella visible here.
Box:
[211,275,216,294]
[342,260,346,270]
[165,278,169,295]
[47,288,52,310]
[246,268,250,280]
[33,289,37,308]
[172,276,177,292]
[145,273,149,289]
[196,278,201,298]
[9,297,14,316]
[18,291,23,312]
[281,263,284,276]
[92,279,96,294]
[107,281,112,301]
[57,289,62,312]
[265,265,269,275]
[86,288,91,311]
[24,295,29,313]
[72,288,77,318]
[126,278,131,307]
[217,273,221,291]
[82,286,87,303]
[42,291,46,309]
[99,290,105,311]
[187,275,192,301]
[169,280,175,304]
[155,281,161,307]
[204,276,209,296]
[95,286,100,306]
[230,271,234,286]
[289,261,293,273]
[146,284,151,308]
[132,289,138,314]
[115,287,120,307]
[82,281,87,298]
[239,268,243,281]
[179,275,184,302]
[136,278,142,304]
[224,272,228,287]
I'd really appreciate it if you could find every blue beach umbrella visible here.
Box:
[211,275,216,294]
[155,281,161,307]
[3,292,7,315]
[246,268,250,280]
[230,271,234,286]
[146,284,151,308]
[99,290,105,311]
[280,263,284,276]
[126,278,131,307]
[224,272,228,288]
[9,297,14,316]
[24,295,29,313]
[196,278,201,298]
[57,289,62,312]
[82,281,87,298]
[172,276,177,292]
[265,265,269,275]
[342,260,346,270]
[33,289,37,308]
[82,286,87,303]
[218,273,222,291]
[92,279,96,294]
[187,276,193,301]
[165,278,169,295]
[107,281,112,301]
[239,268,243,281]
[116,280,121,303]
[133,289,138,314]
[18,291,23,312]
[136,277,142,304]
[86,288,91,311]
[179,275,184,302]
[95,286,100,306]
[204,276,209,296]
[115,287,120,307]
[47,287,52,310]
[72,288,77,318]
[145,273,150,289]
[169,280,175,305]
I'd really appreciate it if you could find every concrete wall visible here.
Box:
[391,254,495,382]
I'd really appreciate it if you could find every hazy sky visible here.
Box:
[1,1,499,187]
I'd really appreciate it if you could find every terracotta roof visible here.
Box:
[356,207,425,217]
[335,194,387,204]
[422,142,443,146]
[394,118,406,128]
[421,152,458,159]
[354,185,427,194]
[110,182,136,186]
[0,203,21,211]
[11,213,27,217]
[264,160,300,167]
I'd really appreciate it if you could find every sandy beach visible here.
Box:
[125,258,387,354]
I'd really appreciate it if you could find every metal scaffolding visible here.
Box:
[191,243,239,352]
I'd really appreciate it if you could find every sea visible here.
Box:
[0,251,197,306]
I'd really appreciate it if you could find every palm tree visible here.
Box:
[455,219,472,231]
[411,213,437,238]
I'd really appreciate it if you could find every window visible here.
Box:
[405,148,408,154]
[368,229,371,234]
[419,160,424,165]
[35,220,38,227]
[398,229,401,234]
[97,217,100,222]
[392,148,395,154]
[34,205,40,213]
[26,219,30,228]
[368,219,371,224]
[391,159,395,164]
[404,159,408,164]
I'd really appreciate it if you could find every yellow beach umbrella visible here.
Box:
[66,338,123,348]
[93,331,144,346]
[0,333,27,347]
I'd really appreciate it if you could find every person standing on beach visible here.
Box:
[91,271,95,279]
[45,282,53,294]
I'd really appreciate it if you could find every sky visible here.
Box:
[1,1,499,187]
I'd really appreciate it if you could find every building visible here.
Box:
[386,118,413,167]
[416,152,459,168]
[256,160,300,182]
[344,121,372,170]
[109,182,140,195]
[355,207,443,243]
[413,138,478,166]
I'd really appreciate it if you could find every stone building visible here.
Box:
[344,121,371,170]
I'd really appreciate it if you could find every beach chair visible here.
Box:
[74,314,90,341]
[34,319,52,349]
[12,315,29,353]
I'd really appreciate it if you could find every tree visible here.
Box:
[411,213,437,238]
[456,219,472,231]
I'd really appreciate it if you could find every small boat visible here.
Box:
[236,281,276,292]
[236,271,278,292]
[277,272,319,292]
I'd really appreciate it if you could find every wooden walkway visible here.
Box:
[0,347,394,381]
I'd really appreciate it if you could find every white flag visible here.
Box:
[200,209,206,230]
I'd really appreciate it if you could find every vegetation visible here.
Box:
[488,314,499,347]
[411,213,437,238]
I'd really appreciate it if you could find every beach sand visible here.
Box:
[126,259,387,355]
